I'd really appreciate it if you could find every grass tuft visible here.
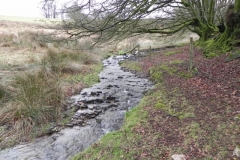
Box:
[120,60,142,72]
[0,70,63,148]
[42,49,99,74]
[165,51,178,56]
[72,98,148,160]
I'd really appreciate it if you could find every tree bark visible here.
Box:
[202,0,240,56]
[234,0,240,12]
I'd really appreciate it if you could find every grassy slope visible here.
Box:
[72,45,240,160]
[0,18,104,149]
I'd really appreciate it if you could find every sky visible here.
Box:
[0,0,71,18]
[0,0,44,18]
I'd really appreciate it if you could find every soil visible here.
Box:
[129,45,240,159]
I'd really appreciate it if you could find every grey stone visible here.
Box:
[65,124,74,127]
[233,146,240,157]
[172,154,186,160]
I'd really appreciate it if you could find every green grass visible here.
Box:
[71,46,239,159]
[120,60,142,72]
[72,96,148,160]
[0,42,102,148]
[42,48,99,74]
[0,69,63,148]
[64,63,102,87]
[164,51,178,56]
[71,60,196,159]
[149,60,195,83]
[72,85,195,160]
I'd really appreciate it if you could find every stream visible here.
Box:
[0,54,153,160]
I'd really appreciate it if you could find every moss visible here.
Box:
[198,16,240,56]
[177,112,195,120]
[165,51,178,56]
[179,72,194,78]
[150,60,193,83]
[206,52,217,58]
[118,50,125,55]
[64,63,103,87]
[120,61,141,72]
[149,67,163,83]
[170,59,183,64]
[72,97,148,160]
[155,102,166,109]
[185,122,201,140]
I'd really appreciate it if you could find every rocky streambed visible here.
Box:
[0,54,153,160]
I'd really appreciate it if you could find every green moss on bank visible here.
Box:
[120,60,142,72]
[72,58,195,160]
[72,98,148,160]
[64,63,103,87]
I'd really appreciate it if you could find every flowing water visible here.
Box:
[0,54,153,160]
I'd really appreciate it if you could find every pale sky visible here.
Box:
[0,0,44,17]
[0,0,72,18]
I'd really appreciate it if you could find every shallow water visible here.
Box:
[0,54,153,160]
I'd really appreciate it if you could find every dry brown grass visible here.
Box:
[0,20,101,148]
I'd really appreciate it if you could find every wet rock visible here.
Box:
[72,119,84,126]
[66,98,75,104]
[109,103,118,108]
[101,111,125,133]
[46,127,59,135]
[65,123,74,127]
[96,118,102,124]
[0,54,153,160]
[106,95,116,101]
[90,92,101,96]
[87,105,94,110]
[77,98,104,104]
[127,93,133,96]
[106,84,113,89]
[81,92,87,95]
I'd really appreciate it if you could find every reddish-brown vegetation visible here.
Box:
[133,45,240,159]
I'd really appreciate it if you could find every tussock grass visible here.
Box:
[0,70,62,148]
[0,31,49,50]
[0,33,102,148]
[42,48,98,74]
[0,85,8,101]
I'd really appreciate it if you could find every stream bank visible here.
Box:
[0,53,153,160]
[72,45,240,160]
